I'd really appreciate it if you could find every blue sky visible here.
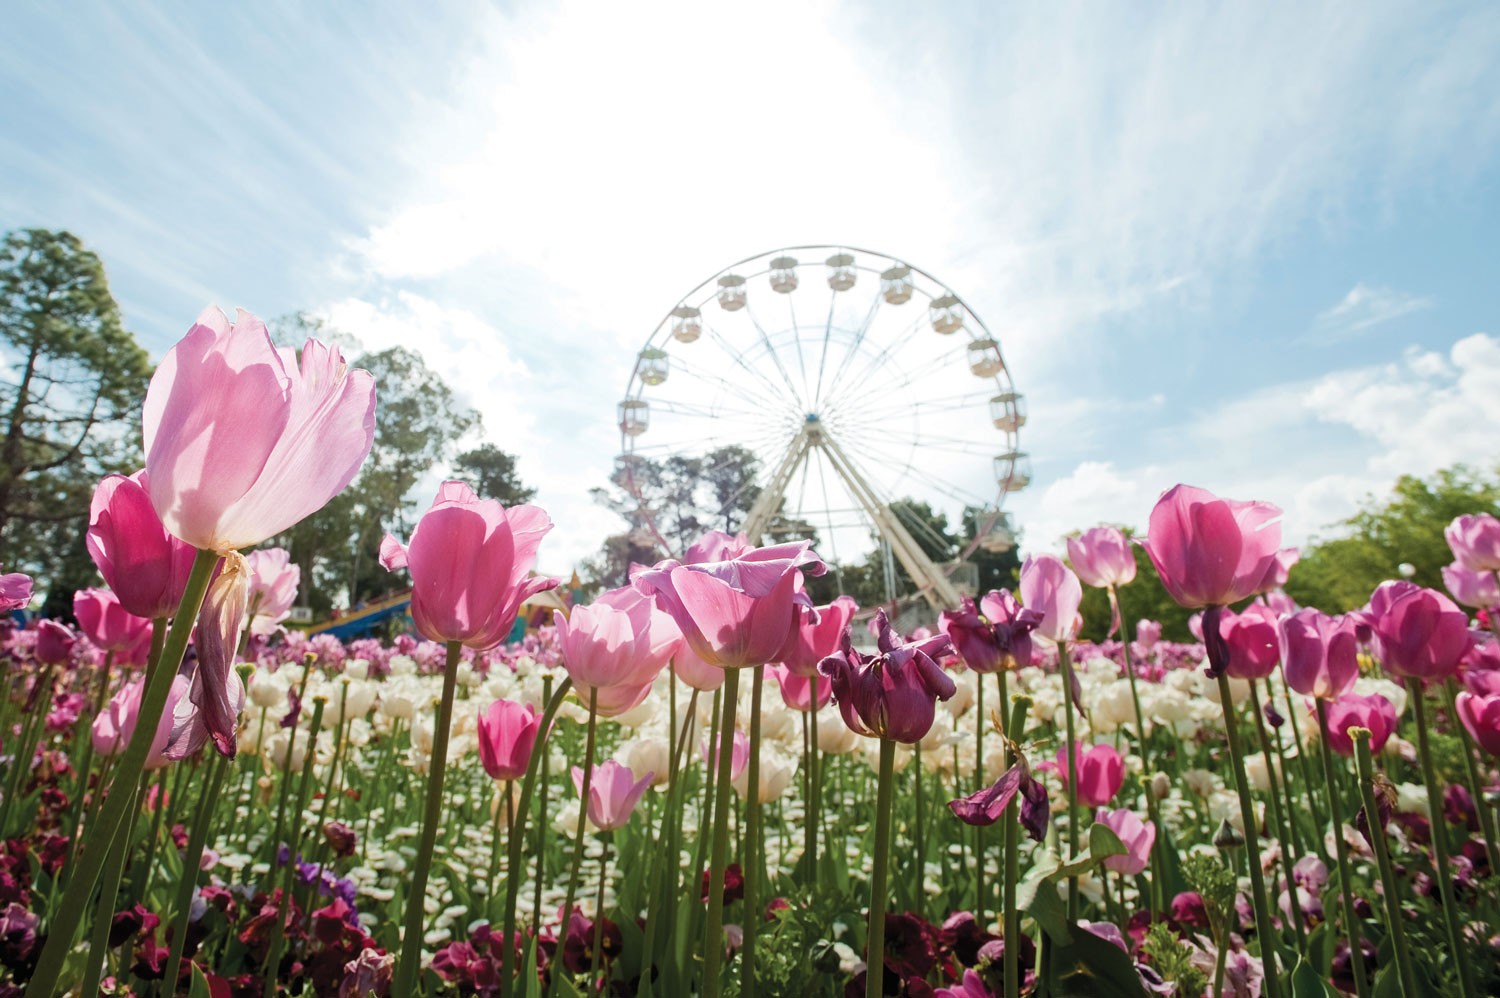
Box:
[4,1,1498,572]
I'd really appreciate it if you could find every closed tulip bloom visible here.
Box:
[1455,692,1500,756]
[244,547,300,635]
[1097,807,1156,875]
[72,589,153,666]
[85,471,197,620]
[634,540,824,670]
[1218,603,1281,680]
[1019,555,1083,643]
[1055,742,1124,807]
[1442,562,1500,610]
[143,307,376,552]
[1253,548,1300,596]
[1366,580,1471,681]
[93,674,193,769]
[555,599,673,716]
[572,759,653,831]
[938,590,1040,674]
[1323,693,1397,757]
[672,643,726,693]
[381,481,558,650]
[776,595,857,677]
[1067,526,1137,589]
[35,620,76,666]
[0,566,32,612]
[1279,609,1360,701]
[1446,513,1500,572]
[819,610,955,743]
[767,664,831,712]
[1135,619,1162,651]
[476,699,541,781]
[1143,484,1283,609]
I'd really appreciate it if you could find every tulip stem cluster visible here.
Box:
[1350,729,1419,997]
[1313,698,1369,998]
[701,666,742,998]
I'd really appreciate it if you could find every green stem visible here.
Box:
[702,667,742,998]
[742,665,765,997]
[1059,642,1080,921]
[976,670,987,926]
[589,832,612,994]
[264,696,327,998]
[1214,670,1281,998]
[1408,679,1477,998]
[392,640,464,995]
[866,737,896,998]
[500,676,573,998]
[25,548,220,998]
[1249,683,1305,956]
[78,782,146,998]
[1351,729,1419,998]
[164,752,229,989]
[809,702,820,875]
[1003,695,1031,998]
[1313,698,1368,998]
[533,673,554,947]
[1111,587,1150,761]
[1263,679,1307,862]
[555,688,600,998]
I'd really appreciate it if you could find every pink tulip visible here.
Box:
[1217,603,1280,680]
[1097,807,1155,875]
[1067,526,1137,589]
[1054,742,1124,807]
[1143,484,1283,609]
[1279,609,1359,701]
[1323,693,1397,757]
[1442,562,1500,610]
[143,307,376,551]
[35,620,75,666]
[703,729,751,780]
[1446,513,1500,573]
[244,547,300,635]
[1262,590,1299,618]
[92,674,192,769]
[1019,554,1082,643]
[72,589,153,666]
[672,643,726,692]
[0,566,32,612]
[820,610,955,743]
[1455,692,1500,756]
[381,481,558,650]
[572,759,653,831]
[1135,619,1162,651]
[767,664,831,712]
[935,969,993,998]
[776,595,857,677]
[634,540,824,670]
[85,471,197,619]
[1253,548,1300,596]
[555,593,675,717]
[1366,580,1471,681]
[476,699,541,781]
[938,590,1040,674]
[683,530,751,565]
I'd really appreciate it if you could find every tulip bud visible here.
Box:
[1150,772,1171,801]
[1214,819,1244,850]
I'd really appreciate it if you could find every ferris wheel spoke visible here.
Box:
[821,340,969,423]
[649,397,767,422]
[786,296,812,403]
[741,298,809,409]
[665,354,796,416]
[819,290,887,408]
[820,307,940,414]
[700,319,802,412]
[811,290,839,410]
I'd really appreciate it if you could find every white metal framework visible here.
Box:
[617,245,1027,609]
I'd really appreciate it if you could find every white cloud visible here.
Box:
[1310,283,1432,340]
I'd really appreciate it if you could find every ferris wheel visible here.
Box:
[616,245,1029,609]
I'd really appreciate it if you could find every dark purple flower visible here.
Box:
[938,591,1040,674]
[949,761,1049,842]
[820,610,954,743]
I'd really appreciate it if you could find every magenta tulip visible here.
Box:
[938,590,1040,674]
[143,307,376,552]
[92,674,193,769]
[477,699,541,781]
[776,595,857,677]
[949,760,1050,840]
[1442,562,1500,610]
[35,620,75,666]
[1054,742,1124,807]
[1366,580,1471,681]
[1279,609,1360,701]
[1446,513,1500,573]
[1217,603,1280,680]
[1097,807,1156,875]
[634,540,824,670]
[85,471,197,620]
[767,663,831,712]
[0,566,32,612]
[1019,554,1082,643]
[1143,484,1283,609]
[1067,526,1136,589]
[72,589,153,666]
[244,547,300,636]
[572,759,653,831]
[381,481,557,650]
[819,610,955,743]
[1455,692,1500,756]
[1323,693,1398,757]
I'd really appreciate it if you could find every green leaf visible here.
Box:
[1289,956,1337,998]
[522,937,542,998]
[188,964,214,998]
[1020,877,1072,946]
[1047,927,1149,998]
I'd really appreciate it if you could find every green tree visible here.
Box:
[1285,465,1500,612]
[453,443,535,506]
[0,229,152,597]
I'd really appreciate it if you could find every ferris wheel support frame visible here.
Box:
[742,418,963,610]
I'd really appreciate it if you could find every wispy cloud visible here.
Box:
[1310,283,1432,341]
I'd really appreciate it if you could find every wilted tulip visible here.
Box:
[143,307,376,552]
[938,590,1039,674]
[820,611,955,744]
